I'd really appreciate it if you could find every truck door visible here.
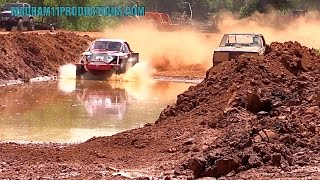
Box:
[259,35,266,55]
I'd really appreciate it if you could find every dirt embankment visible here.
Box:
[0,32,93,81]
[0,41,320,179]
[158,41,320,178]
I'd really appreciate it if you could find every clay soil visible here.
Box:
[1,32,320,179]
[0,32,93,82]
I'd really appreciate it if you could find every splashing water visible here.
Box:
[58,64,77,93]
[58,64,77,80]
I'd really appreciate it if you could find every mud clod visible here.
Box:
[245,91,272,113]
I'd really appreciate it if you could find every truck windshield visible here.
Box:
[92,41,122,51]
[3,3,24,10]
[219,34,261,47]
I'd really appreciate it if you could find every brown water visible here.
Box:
[0,79,195,143]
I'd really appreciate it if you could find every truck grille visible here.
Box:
[214,51,258,64]
[229,52,245,59]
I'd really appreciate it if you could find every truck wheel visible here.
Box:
[27,19,34,31]
[49,25,54,32]
[119,60,128,74]
[17,19,23,31]
[76,65,86,77]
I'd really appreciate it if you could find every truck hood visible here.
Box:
[214,46,260,53]
[91,50,128,56]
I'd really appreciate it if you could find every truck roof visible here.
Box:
[94,39,126,43]
[224,33,263,36]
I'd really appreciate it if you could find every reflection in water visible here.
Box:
[0,79,194,143]
[76,80,127,120]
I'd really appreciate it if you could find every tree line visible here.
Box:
[0,0,319,31]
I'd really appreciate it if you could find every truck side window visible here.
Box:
[124,42,132,52]
[123,43,129,53]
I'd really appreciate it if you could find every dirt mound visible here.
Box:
[0,32,93,81]
[157,41,320,178]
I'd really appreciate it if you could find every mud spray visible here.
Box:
[57,64,77,93]
[103,22,213,71]
[106,62,156,100]
[102,11,320,80]
[99,21,215,98]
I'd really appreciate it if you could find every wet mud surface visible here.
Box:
[0,79,192,143]
[1,41,320,179]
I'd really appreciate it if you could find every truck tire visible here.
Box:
[27,19,34,31]
[118,59,128,74]
[49,25,54,32]
[76,65,86,78]
[17,19,23,31]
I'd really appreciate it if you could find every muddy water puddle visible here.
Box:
[0,79,194,143]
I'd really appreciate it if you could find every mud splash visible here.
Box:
[108,62,156,83]
[58,64,77,93]
[103,21,212,72]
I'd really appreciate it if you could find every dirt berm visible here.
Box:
[0,32,93,81]
[157,41,320,178]
[1,41,320,179]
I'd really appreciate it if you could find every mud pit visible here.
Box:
[1,40,320,179]
[0,79,193,143]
